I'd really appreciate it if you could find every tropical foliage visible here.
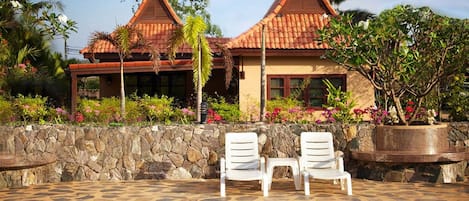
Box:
[87,24,160,120]
[167,15,213,122]
[0,0,77,105]
[322,79,357,124]
[320,5,468,125]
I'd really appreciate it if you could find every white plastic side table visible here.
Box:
[266,158,301,190]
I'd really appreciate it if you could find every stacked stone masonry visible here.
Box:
[0,123,468,188]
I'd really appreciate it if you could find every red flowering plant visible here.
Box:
[207,109,222,124]
[265,107,283,123]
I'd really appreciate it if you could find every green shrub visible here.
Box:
[322,79,358,124]
[139,95,175,124]
[125,99,143,123]
[207,96,240,123]
[265,97,304,123]
[444,73,469,121]
[14,94,49,124]
[78,98,122,124]
[0,96,15,123]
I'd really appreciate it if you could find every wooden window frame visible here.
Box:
[267,74,347,108]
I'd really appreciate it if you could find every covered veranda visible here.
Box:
[68,58,231,114]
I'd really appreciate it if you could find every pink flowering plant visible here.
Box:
[366,106,389,125]
[14,94,49,124]
[52,107,69,124]
[174,108,196,124]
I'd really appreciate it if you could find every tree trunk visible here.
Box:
[260,24,266,121]
[120,57,126,121]
[196,36,202,123]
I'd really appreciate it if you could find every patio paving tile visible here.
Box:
[0,178,468,200]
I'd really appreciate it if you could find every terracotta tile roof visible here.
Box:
[225,0,337,50]
[80,0,230,55]
[81,24,230,55]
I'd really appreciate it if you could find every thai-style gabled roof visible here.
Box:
[225,0,337,52]
[80,0,229,58]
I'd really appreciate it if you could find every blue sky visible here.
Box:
[55,0,469,59]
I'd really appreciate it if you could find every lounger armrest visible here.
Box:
[334,152,345,172]
[260,156,266,172]
[298,156,305,173]
[220,157,226,173]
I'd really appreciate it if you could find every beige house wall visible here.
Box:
[238,56,375,122]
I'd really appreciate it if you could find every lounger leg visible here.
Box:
[220,173,226,197]
[340,178,345,190]
[346,174,352,195]
[263,175,268,197]
[291,163,301,190]
[303,172,310,196]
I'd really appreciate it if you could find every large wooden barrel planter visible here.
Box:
[376,124,449,153]
[352,123,469,163]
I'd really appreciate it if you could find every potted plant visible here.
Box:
[319,5,468,153]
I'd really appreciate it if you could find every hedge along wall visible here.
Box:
[0,123,468,188]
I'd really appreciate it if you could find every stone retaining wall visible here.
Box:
[0,123,468,188]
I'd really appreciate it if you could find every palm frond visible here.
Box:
[184,16,207,49]
[138,40,161,74]
[166,26,185,63]
[87,31,115,60]
[216,43,234,89]
[16,45,38,65]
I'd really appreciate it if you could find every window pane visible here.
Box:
[290,78,304,99]
[309,78,322,87]
[329,78,344,89]
[290,78,303,88]
[270,89,284,99]
[309,98,324,107]
[172,75,185,86]
[309,88,324,97]
[271,78,284,88]
[160,75,169,86]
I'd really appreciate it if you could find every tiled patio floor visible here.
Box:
[1,178,468,201]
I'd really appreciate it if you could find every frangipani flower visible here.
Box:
[58,14,68,24]
[358,20,369,30]
[10,1,23,9]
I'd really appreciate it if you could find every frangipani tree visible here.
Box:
[88,25,159,120]
[320,5,468,125]
[167,15,212,122]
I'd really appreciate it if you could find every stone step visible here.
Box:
[351,147,469,163]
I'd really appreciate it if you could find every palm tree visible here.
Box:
[167,15,213,122]
[88,24,159,120]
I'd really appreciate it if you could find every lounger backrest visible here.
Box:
[301,132,336,169]
[225,132,260,170]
